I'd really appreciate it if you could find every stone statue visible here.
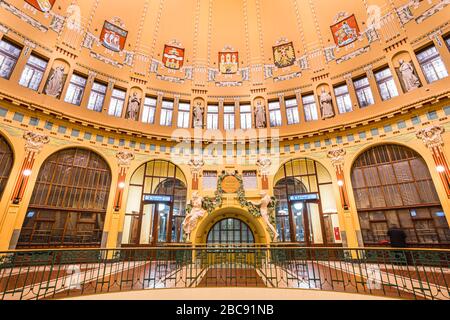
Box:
[126,92,141,120]
[257,191,279,241]
[255,101,267,128]
[45,66,65,98]
[320,89,335,119]
[183,192,206,241]
[193,102,204,128]
[399,59,420,92]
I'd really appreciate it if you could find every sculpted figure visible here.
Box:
[126,92,141,120]
[320,89,335,119]
[257,191,279,241]
[399,60,420,92]
[255,101,267,129]
[193,102,204,128]
[45,66,65,98]
[183,192,206,241]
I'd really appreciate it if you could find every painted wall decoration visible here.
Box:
[25,0,55,13]
[219,51,239,74]
[163,45,185,70]
[100,21,128,52]
[331,14,360,47]
[273,42,296,68]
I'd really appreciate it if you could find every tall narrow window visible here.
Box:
[142,97,156,124]
[18,54,48,91]
[18,148,112,248]
[64,73,87,106]
[240,104,252,130]
[416,46,448,83]
[108,88,126,117]
[0,38,21,79]
[285,98,300,125]
[354,76,374,108]
[334,84,353,114]
[224,105,235,130]
[269,101,282,127]
[177,102,190,128]
[445,34,450,51]
[87,81,107,112]
[160,100,174,126]
[302,94,318,122]
[207,105,219,130]
[375,67,399,101]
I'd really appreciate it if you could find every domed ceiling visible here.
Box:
[4,0,427,92]
[0,0,449,139]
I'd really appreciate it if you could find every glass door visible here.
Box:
[291,202,306,243]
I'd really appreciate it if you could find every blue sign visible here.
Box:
[143,195,172,202]
[289,193,320,202]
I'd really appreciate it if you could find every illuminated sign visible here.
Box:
[289,193,320,202]
[143,195,172,202]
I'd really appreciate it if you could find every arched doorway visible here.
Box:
[122,160,187,246]
[351,144,450,247]
[0,134,13,200]
[18,148,112,248]
[274,158,341,246]
[207,218,255,245]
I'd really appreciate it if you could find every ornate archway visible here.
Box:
[191,207,270,246]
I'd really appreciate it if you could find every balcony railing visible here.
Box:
[0,246,449,300]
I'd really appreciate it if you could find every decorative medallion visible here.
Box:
[25,0,55,13]
[163,44,185,70]
[221,175,241,193]
[100,19,128,52]
[219,51,239,74]
[330,14,360,47]
[273,42,296,68]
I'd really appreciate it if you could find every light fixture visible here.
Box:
[118,182,126,189]
[337,180,344,187]
[436,165,445,173]
[293,203,303,211]
[23,169,32,177]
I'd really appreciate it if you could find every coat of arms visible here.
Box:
[219,52,239,74]
[163,45,185,70]
[100,20,128,52]
[331,14,360,47]
[25,0,55,12]
[273,42,296,68]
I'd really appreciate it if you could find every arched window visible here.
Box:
[351,144,450,246]
[207,218,254,245]
[274,158,340,245]
[122,160,187,245]
[0,135,13,199]
[18,148,112,248]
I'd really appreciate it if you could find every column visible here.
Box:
[6,131,49,250]
[327,148,360,248]
[416,126,450,198]
[278,93,287,126]
[295,89,305,123]
[188,159,205,191]
[106,151,135,249]
[256,157,271,191]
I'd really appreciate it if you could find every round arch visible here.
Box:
[0,132,14,200]
[272,157,340,245]
[17,147,112,248]
[349,143,449,247]
[192,207,270,246]
[122,159,188,246]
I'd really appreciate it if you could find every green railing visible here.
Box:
[0,246,449,300]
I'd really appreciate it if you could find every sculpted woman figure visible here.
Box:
[183,192,206,241]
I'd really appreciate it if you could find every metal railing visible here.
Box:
[0,246,449,300]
